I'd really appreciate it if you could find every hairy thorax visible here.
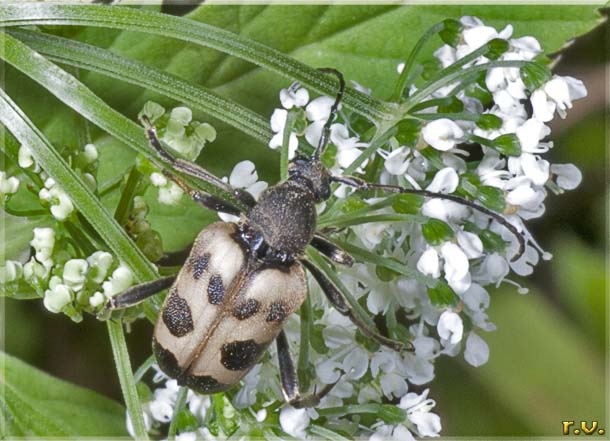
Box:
[246,181,317,257]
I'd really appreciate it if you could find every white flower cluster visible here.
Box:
[218,160,268,223]
[140,102,217,206]
[126,366,221,440]
[1,226,134,320]
[134,16,584,440]
[269,83,368,175]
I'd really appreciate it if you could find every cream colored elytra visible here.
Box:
[153,222,307,393]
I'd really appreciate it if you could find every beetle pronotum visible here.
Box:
[104,68,525,408]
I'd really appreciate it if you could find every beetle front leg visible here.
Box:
[140,116,256,210]
[301,260,412,353]
[276,330,336,409]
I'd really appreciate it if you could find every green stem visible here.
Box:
[412,111,480,122]
[318,213,424,229]
[107,321,149,440]
[0,5,392,123]
[336,239,435,286]
[114,166,142,226]
[308,424,350,441]
[280,111,298,181]
[402,60,535,113]
[1,206,47,217]
[133,354,155,383]
[390,21,445,102]
[168,387,188,441]
[297,295,312,392]
[342,125,397,176]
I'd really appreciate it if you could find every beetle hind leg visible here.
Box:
[301,259,412,353]
[276,330,336,409]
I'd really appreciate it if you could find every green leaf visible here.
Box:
[422,218,454,245]
[492,133,522,157]
[0,351,127,437]
[427,281,458,307]
[476,185,507,213]
[392,193,424,214]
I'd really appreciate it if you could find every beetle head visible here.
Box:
[288,156,331,202]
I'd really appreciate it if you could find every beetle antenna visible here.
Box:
[332,175,526,262]
[313,67,345,159]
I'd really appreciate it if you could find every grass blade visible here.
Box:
[0,4,393,123]
[8,28,272,146]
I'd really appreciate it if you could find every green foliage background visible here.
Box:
[1,3,607,437]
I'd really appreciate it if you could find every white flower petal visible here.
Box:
[440,242,469,282]
[305,96,336,122]
[464,332,490,367]
[551,163,582,190]
[229,160,258,188]
[426,167,459,193]
[280,406,310,438]
[422,119,464,151]
[417,248,440,278]
[456,231,483,259]
[437,310,464,344]
[409,411,442,437]
[531,89,555,123]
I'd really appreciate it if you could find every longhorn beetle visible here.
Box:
[104,68,525,408]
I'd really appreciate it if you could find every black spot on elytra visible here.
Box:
[180,373,229,394]
[232,298,260,320]
[208,274,224,305]
[189,253,210,280]
[266,301,288,323]
[220,339,265,371]
[162,289,194,337]
[152,338,182,379]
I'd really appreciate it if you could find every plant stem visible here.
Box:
[281,112,298,181]
[133,354,156,383]
[390,21,445,102]
[297,295,312,392]
[168,387,188,441]
[107,320,149,440]
[402,60,535,113]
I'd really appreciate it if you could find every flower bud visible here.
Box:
[87,251,114,284]
[63,259,89,291]
[83,143,98,163]
[0,172,20,201]
[44,283,73,313]
[30,228,55,264]
[139,100,165,123]
[0,260,23,284]
[103,266,134,297]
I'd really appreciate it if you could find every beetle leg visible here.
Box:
[140,115,256,209]
[101,275,176,315]
[276,330,337,408]
[332,174,526,262]
[310,234,354,267]
[161,169,242,216]
[301,259,411,353]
